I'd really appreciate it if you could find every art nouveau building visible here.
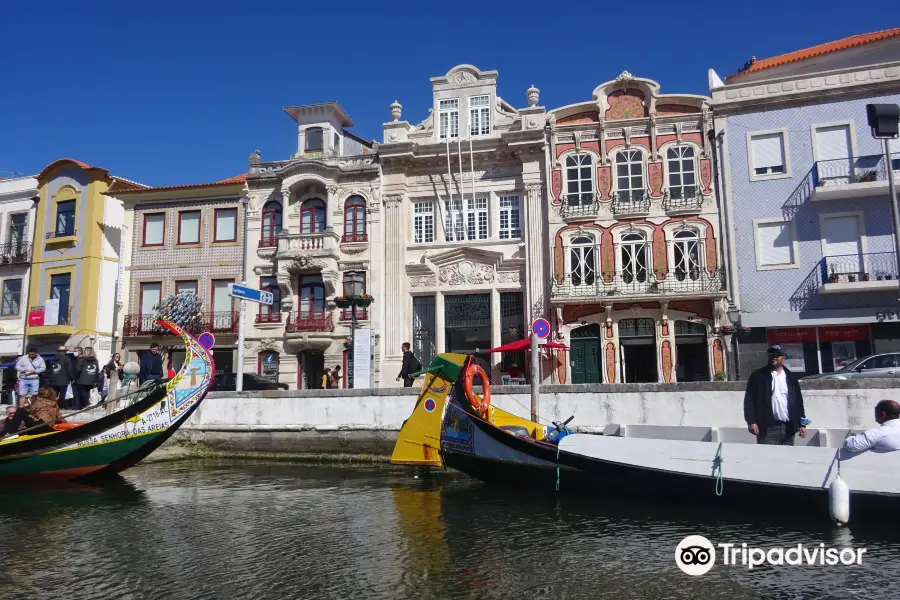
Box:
[546,73,729,383]
[245,102,380,388]
[379,65,548,384]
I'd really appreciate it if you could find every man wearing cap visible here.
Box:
[743,344,807,445]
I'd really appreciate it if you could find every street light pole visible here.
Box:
[881,137,900,301]
[866,104,900,300]
[350,303,357,389]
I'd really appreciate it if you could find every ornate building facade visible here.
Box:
[245,102,380,388]
[378,65,548,384]
[546,72,728,383]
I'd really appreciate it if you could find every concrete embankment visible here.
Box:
[165,379,900,461]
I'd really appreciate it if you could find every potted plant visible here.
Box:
[828,272,839,283]
[863,273,871,281]
[848,274,857,283]
[714,371,727,381]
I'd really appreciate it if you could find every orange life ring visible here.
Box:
[463,362,491,418]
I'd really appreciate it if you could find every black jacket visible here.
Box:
[398,351,421,379]
[75,357,101,387]
[743,365,806,430]
[140,351,163,382]
[49,352,74,386]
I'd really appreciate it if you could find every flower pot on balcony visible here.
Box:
[863,273,871,281]
[848,275,857,283]
[829,274,839,283]
[334,297,353,308]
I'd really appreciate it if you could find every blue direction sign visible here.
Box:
[228,283,273,305]
[531,317,551,339]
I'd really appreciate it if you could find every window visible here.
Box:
[55,200,76,237]
[300,199,326,234]
[667,146,697,198]
[259,276,281,321]
[259,351,279,381]
[1,279,21,316]
[50,273,71,325]
[444,197,488,242]
[175,280,197,295]
[142,213,165,246]
[749,131,788,177]
[616,150,645,201]
[814,124,853,185]
[754,220,797,269]
[140,282,161,315]
[9,213,27,246]
[439,98,459,140]
[620,232,649,283]
[306,127,323,151]
[499,195,521,239]
[299,275,325,318]
[672,230,701,281]
[469,95,490,136]
[413,201,435,243]
[178,211,201,244]
[261,200,282,247]
[214,208,237,242]
[212,280,233,313]
[566,154,594,206]
[570,235,596,286]
[822,214,864,277]
[344,196,366,242]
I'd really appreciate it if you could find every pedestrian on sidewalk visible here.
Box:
[396,343,422,388]
[15,347,46,407]
[50,346,74,408]
[321,367,333,390]
[73,347,101,410]
[139,343,164,384]
[744,344,807,445]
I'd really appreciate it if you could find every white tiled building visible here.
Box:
[0,175,38,363]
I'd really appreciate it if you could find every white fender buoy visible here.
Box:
[829,475,850,525]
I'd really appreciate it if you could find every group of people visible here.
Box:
[14,346,125,411]
[2,386,65,436]
[744,344,900,454]
[320,366,343,389]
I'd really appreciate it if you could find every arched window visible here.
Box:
[301,199,326,234]
[569,235,596,287]
[620,232,648,283]
[565,154,593,206]
[260,200,283,248]
[616,150,645,201]
[343,196,366,242]
[667,146,697,199]
[306,128,323,151]
[298,274,325,318]
[673,229,701,281]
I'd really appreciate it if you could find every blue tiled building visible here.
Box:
[711,30,900,378]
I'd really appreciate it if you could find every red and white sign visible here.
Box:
[767,325,870,343]
[27,309,44,327]
[767,327,816,343]
[818,325,870,341]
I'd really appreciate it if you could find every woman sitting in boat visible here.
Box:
[1,387,65,437]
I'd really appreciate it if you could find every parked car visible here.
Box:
[801,352,900,381]
[210,372,288,391]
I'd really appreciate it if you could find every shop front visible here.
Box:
[766,325,872,376]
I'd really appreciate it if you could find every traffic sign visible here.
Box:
[531,317,551,339]
[228,283,273,305]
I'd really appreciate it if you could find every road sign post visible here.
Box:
[228,283,273,392]
[529,318,550,421]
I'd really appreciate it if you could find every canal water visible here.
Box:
[0,461,897,600]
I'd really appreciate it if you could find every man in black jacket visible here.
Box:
[49,346,74,408]
[396,343,422,388]
[744,345,807,445]
[139,343,164,384]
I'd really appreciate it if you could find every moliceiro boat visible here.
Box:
[0,312,215,481]
[393,353,899,523]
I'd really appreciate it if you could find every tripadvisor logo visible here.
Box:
[675,535,867,576]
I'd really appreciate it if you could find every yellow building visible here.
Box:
[26,159,144,361]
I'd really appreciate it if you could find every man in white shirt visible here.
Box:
[744,345,807,445]
[842,400,900,454]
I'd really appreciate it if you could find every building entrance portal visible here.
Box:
[445,293,491,372]
[619,318,658,383]
[675,320,710,381]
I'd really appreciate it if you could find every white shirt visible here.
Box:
[842,419,900,454]
[770,368,790,422]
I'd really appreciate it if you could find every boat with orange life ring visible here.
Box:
[462,362,491,417]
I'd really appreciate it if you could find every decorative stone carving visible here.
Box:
[550,170,562,203]
[286,256,328,271]
[526,85,540,106]
[699,158,713,194]
[326,185,339,196]
[615,70,635,91]
[661,340,673,383]
[597,165,612,200]
[498,271,520,283]
[409,275,437,288]
[258,337,278,351]
[249,149,261,164]
[439,261,494,285]
[384,194,403,208]
[415,109,434,133]
[605,342,616,383]
[647,161,664,198]
[244,340,254,350]
[451,70,475,85]
[390,100,402,121]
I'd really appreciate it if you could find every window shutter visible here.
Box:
[751,133,785,169]
[815,126,851,162]
[757,222,793,266]
[822,216,862,259]
[145,214,164,244]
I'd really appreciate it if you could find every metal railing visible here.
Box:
[258,236,278,248]
[551,268,726,299]
[663,186,703,211]
[819,251,898,284]
[340,307,368,321]
[285,311,335,333]
[123,311,238,336]
[46,227,76,240]
[29,305,73,326]
[612,191,651,214]
[0,242,31,265]
[812,152,900,187]
[559,198,599,218]
[341,233,368,243]
[255,311,283,324]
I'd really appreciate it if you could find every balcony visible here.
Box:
[551,269,726,303]
[275,232,340,268]
[285,311,335,333]
[612,191,651,216]
[0,242,31,265]
[123,311,238,336]
[340,307,368,321]
[663,186,703,213]
[559,196,599,220]
[811,152,900,201]
[341,233,368,244]
[28,305,73,327]
[255,311,283,324]
[818,252,899,295]
[258,236,278,249]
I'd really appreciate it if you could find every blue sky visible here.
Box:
[2,1,893,186]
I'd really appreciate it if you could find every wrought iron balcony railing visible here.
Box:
[612,191,652,215]
[340,307,368,321]
[285,311,335,333]
[663,186,703,211]
[255,311,283,324]
[559,198,599,219]
[551,268,726,300]
[341,233,368,243]
[819,251,898,284]
[258,236,278,248]
[813,152,900,187]
[29,305,73,326]
[123,311,238,336]
[0,242,31,265]
[46,227,76,240]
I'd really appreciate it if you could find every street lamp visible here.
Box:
[726,302,741,380]
[865,104,900,300]
[336,276,372,388]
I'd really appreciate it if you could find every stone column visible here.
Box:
[524,182,546,322]
[659,303,676,383]
[435,291,445,354]
[383,195,406,375]
[490,288,502,380]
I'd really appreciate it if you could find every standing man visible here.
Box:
[49,346,74,407]
[396,342,422,388]
[15,347,46,407]
[744,345,807,445]
[139,343,164,384]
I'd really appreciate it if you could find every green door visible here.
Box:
[570,325,601,384]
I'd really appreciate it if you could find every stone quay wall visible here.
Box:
[170,380,900,458]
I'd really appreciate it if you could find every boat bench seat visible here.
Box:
[500,425,532,438]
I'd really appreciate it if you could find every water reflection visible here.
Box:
[0,461,896,600]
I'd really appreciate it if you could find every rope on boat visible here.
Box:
[712,442,724,497]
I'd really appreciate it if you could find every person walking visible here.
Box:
[396,343,422,388]
[73,347,101,410]
[744,345,807,445]
[329,366,342,389]
[15,347,46,407]
[102,353,124,401]
[321,368,333,390]
[139,343,164,384]
[50,346,74,408]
